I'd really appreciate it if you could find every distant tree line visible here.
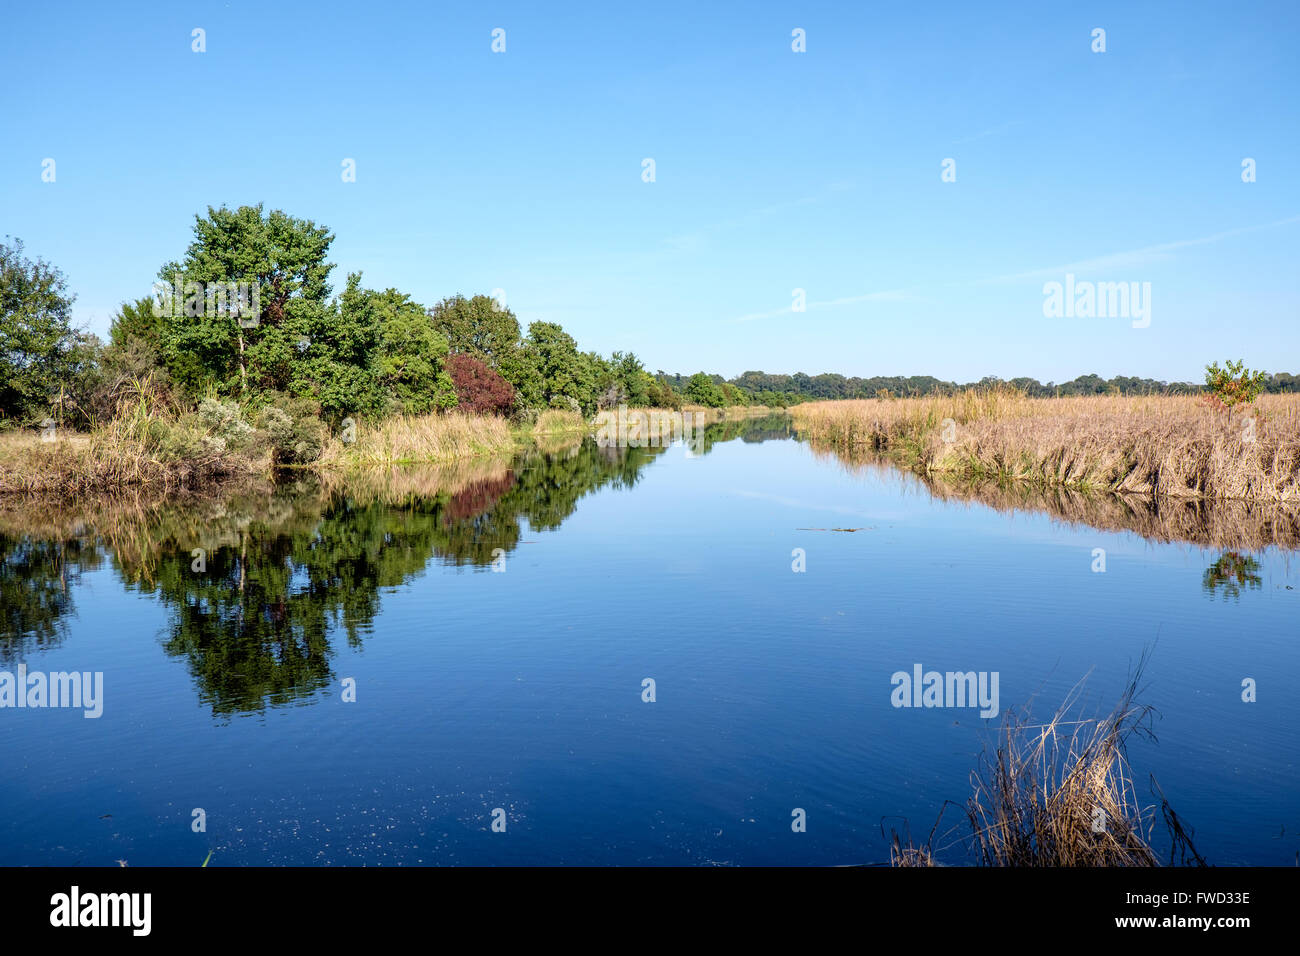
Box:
[655,369,1300,408]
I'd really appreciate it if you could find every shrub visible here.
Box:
[256,394,327,464]
[446,352,515,415]
[1203,359,1267,423]
[197,398,253,449]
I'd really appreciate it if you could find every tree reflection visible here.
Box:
[1202,551,1263,601]
[0,419,794,713]
[0,535,100,663]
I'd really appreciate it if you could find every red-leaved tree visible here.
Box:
[446,352,515,414]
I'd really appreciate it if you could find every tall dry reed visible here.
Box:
[320,412,514,466]
[792,390,1300,502]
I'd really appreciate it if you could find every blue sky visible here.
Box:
[2,0,1296,383]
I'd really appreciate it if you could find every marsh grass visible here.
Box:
[530,410,587,434]
[1,404,519,495]
[321,412,514,467]
[964,665,1162,867]
[792,390,1300,502]
[0,403,261,496]
[811,448,1300,550]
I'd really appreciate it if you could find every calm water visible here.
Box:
[1,415,1297,866]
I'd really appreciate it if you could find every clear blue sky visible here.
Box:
[2,0,1296,383]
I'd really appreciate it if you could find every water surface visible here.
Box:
[1,415,1296,865]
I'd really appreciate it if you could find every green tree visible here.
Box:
[525,321,596,413]
[594,351,652,408]
[428,294,522,367]
[157,204,335,398]
[0,238,94,425]
[371,286,456,414]
[1204,359,1267,423]
[288,273,380,418]
[685,372,725,408]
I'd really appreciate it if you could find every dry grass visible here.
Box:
[0,421,260,496]
[2,408,517,494]
[530,410,587,434]
[811,449,1300,550]
[792,389,1300,502]
[320,412,514,466]
[964,665,1162,867]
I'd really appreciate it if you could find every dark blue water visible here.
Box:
[2,418,1297,865]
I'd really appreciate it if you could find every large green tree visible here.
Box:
[685,372,726,407]
[525,321,596,413]
[371,286,457,414]
[156,205,335,397]
[428,294,522,367]
[0,238,95,424]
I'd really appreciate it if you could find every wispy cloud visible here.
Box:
[732,289,913,323]
[953,119,1024,145]
[661,182,854,255]
[982,215,1300,284]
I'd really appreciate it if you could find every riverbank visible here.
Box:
[0,404,783,496]
[792,390,1300,503]
[0,411,516,495]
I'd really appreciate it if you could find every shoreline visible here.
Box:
[791,391,1300,505]
[0,405,778,497]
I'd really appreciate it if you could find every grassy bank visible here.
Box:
[0,410,516,495]
[321,412,514,467]
[792,390,1300,502]
[0,417,263,495]
[1,402,741,495]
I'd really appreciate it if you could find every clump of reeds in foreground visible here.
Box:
[893,652,1205,867]
[965,667,1160,866]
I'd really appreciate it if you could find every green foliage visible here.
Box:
[0,237,97,425]
[156,204,335,397]
[719,382,748,406]
[684,372,726,407]
[428,294,521,367]
[644,374,683,409]
[256,394,328,465]
[370,286,456,414]
[593,350,653,409]
[525,321,597,414]
[1203,359,1268,419]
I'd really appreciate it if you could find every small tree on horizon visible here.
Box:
[1203,359,1267,424]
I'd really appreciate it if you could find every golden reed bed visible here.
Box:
[791,390,1300,503]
